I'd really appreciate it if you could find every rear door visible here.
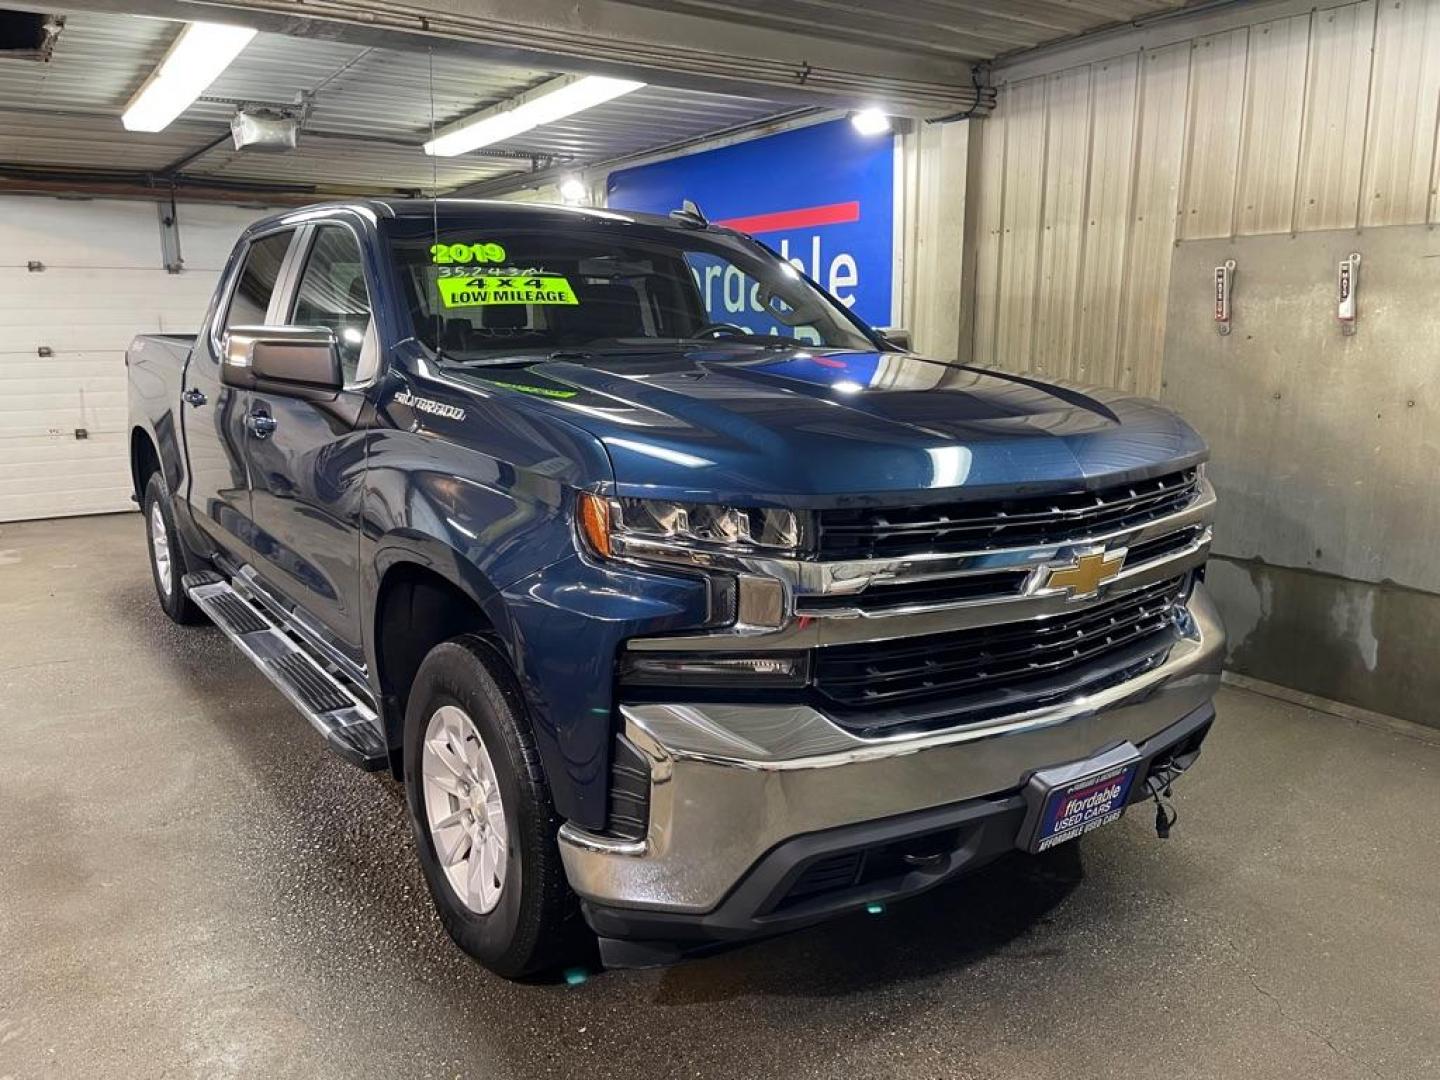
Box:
[241,220,376,661]
[182,227,295,557]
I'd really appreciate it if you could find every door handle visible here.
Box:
[246,412,278,439]
[182,388,207,407]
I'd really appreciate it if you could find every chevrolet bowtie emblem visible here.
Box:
[1043,549,1125,599]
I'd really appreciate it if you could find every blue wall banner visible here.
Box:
[605,119,896,329]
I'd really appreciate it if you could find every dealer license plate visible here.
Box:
[1022,743,1141,854]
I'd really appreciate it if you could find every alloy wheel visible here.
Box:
[150,500,172,597]
[421,705,509,914]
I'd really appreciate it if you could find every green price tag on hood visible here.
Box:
[438,274,579,308]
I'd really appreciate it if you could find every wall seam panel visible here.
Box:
[1287,10,1318,235]
[1112,50,1149,391]
[1070,61,1101,377]
[1228,26,1255,238]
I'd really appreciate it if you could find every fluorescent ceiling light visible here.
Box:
[425,74,645,157]
[122,21,257,132]
[850,108,891,136]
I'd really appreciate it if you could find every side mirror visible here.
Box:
[879,327,912,351]
[221,326,343,398]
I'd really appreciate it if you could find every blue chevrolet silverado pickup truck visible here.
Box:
[126,198,1223,976]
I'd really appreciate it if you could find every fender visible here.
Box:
[355,361,728,826]
[356,418,602,820]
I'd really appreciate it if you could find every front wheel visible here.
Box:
[142,473,203,625]
[403,635,578,978]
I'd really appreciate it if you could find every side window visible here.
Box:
[221,230,294,333]
[290,225,374,385]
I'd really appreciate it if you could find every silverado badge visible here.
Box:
[1043,548,1125,599]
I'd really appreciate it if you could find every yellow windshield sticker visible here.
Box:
[438,273,579,308]
[430,241,507,266]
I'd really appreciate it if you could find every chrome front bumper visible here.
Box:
[559,581,1225,916]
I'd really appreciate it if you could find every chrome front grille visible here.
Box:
[1126,524,1206,567]
[812,575,1189,731]
[816,468,1200,560]
[623,466,1215,731]
[795,568,1030,614]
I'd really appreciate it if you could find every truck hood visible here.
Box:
[447,346,1206,508]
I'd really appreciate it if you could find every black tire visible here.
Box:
[142,472,204,625]
[403,634,578,978]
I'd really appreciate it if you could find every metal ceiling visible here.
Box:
[0,10,796,196]
[611,0,1200,62]
[0,2,1202,199]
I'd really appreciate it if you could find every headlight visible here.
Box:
[577,493,801,565]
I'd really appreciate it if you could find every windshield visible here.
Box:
[386,217,879,363]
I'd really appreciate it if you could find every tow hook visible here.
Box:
[899,837,951,869]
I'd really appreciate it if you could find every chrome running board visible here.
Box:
[183,571,388,770]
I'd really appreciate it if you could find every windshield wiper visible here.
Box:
[440,349,604,368]
[439,353,551,368]
[544,344,698,359]
[440,341,751,368]
[687,332,804,348]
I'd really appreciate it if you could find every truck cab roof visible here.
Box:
[240,198,693,239]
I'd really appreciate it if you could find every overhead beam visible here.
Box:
[46,0,984,116]
[0,174,323,205]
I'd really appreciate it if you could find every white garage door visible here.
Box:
[0,197,269,522]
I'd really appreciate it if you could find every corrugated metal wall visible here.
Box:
[896,118,970,359]
[968,0,1440,727]
[968,0,1440,396]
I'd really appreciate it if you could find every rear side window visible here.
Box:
[222,230,294,331]
[289,225,374,384]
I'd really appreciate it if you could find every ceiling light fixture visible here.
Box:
[122,21,257,133]
[559,176,587,203]
[850,107,892,136]
[424,74,645,157]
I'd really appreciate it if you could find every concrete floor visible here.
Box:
[2,514,1438,1080]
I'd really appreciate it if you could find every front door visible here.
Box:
[242,222,376,661]
[182,228,294,558]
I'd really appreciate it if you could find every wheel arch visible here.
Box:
[130,426,161,502]
[370,544,516,776]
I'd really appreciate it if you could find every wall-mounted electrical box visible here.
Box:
[1214,259,1235,335]
[1338,252,1360,335]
